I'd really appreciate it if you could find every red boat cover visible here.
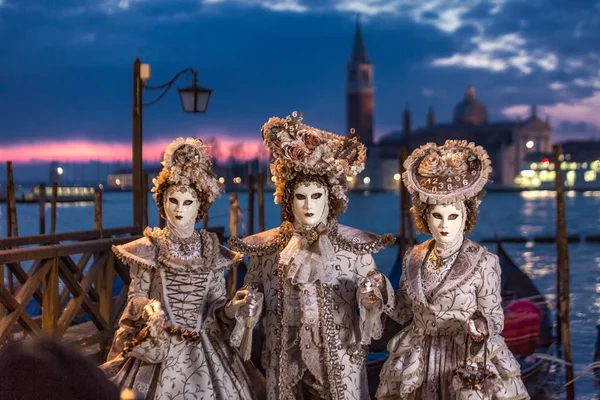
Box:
[502,300,541,356]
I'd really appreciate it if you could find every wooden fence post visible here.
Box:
[258,172,265,232]
[98,253,114,333]
[227,194,239,298]
[42,257,59,337]
[553,144,575,400]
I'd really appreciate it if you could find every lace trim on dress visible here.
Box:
[144,227,221,272]
[422,251,459,297]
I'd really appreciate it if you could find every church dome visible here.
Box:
[453,85,488,125]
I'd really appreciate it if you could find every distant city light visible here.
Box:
[393,173,401,181]
[57,167,64,175]
[218,177,225,184]
[271,176,277,183]
[346,177,353,182]
[115,179,121,185]
[363,177,371,184]
[233,177,242,184]
[526,140,534,149]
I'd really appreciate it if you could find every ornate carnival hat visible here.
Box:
[152,137,223,221]
[262,111,366,212]
[402,140,492,205]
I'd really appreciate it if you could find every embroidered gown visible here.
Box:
[101,227,263,400]
[377,238,530,400]
[229,221,396,400]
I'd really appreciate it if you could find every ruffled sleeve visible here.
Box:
[355,253,395,345]
[105,236,170,366]
[228,254,265,361]
[473,252,504,337]
[112,236,157,300]
[386,249,414,326]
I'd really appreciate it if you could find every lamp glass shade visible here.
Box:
[178,85,212,113]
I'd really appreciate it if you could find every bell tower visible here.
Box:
[346,16,374,146]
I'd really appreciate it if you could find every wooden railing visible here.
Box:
[0,227,140,356]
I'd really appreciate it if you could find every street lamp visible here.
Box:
[131,58,213,230]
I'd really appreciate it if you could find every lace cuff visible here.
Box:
[358,275,395,345]
[467,309,491,339]
[229,292,264,361]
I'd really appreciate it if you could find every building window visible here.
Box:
[361,70,369,82]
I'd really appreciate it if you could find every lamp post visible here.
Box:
[132,58,213,231]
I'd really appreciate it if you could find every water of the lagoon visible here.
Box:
[1,190,599,399]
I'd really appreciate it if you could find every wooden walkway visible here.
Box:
[0,226,141,362]
[0,225,228,364]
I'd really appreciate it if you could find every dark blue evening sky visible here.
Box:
[1,0,599,160]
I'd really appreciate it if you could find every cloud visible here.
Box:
[432,31,559,75]
[549,82,567,91]
[72,33,97,44]
[99,0,150,14]
[502,91,600,128]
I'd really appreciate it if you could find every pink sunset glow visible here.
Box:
[1,137,269,164]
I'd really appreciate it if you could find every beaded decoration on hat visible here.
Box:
[151,137,223,213]
[402,140,492,206]
[262,111,366,211]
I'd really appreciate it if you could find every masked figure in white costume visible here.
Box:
[376,140,529,400]
[226,112,397,399]
[101,138,264,400]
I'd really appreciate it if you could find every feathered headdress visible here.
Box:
[152,137,223,221]
[402,140,492,205]
[262,111,366,212]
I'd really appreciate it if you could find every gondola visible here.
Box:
[365,241,555,399]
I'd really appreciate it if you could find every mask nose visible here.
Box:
[304,199,312,211]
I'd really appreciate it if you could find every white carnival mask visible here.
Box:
[164,185,199,235]
[292,182,328,228]
[427,203,464,245]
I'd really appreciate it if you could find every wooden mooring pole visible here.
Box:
[258,172,265,232]
[142,173,149,229]
[553,144,575,399]
[38,182,46,235]
[5,161,18,238]
[50,182,58,234]
[398,147,413,260]
[228,194,239,298]
[3,161,19,318]
[94,190,103,230]
[248,175,255,236]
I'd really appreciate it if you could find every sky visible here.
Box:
[1,0,600,168]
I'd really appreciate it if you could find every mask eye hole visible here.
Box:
[295,194,306,200]
[183,200,193,206]
[311,193,323,199]
[169,197,178,205]
[448,214,459,220]
[432,213,442,220]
